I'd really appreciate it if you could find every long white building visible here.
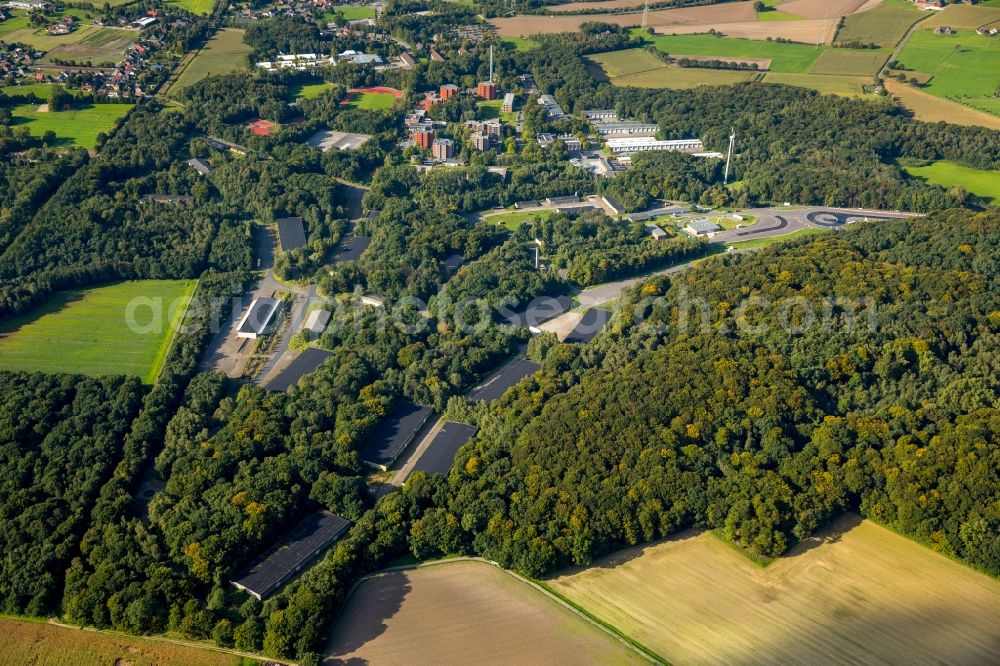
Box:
[605,137,704,154]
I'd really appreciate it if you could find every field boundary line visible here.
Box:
[147,277,200,384]
[28,617,295,665]
[338,556,668,665]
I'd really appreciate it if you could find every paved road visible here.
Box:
[709,206,919,245]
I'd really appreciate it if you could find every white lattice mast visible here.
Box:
[642,1,649,28]
[724,127,736,184]
[489,44,494,84]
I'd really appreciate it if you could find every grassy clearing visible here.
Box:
[763,72,872,96]
[483,209,555,231]
[632,29,829,73]
[5,103,132,148]
[290,80,333,99]
[612,65,761,88]
[326,5,376,20]
[347,91,397,110]
[0,279,196,384]
[476,98,517,122]
[501,36,539,51]
[901,159,1000,202]
[167,0,217,14]
[0,618,258,666]
[549,515,1000,666]
[325,561,646,664]
[170,28,251,94]
[834,0,923,46]
[895,30,1000,116]
[0,83,88,99]
[807,48,887,75]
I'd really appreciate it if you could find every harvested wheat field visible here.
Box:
[549,514,1000,666]
[547,0,653,12]
[921,4,1000,30]
[325,560,645,665]
[884,79,1000,130]
[654,18,837,43]
[492,2,756,36]
[776,0,874,19]
[0,619,254,666]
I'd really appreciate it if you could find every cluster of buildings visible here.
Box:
[256,49,383,71]
[0,43,38,83]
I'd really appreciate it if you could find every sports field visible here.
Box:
[634,31,829,72]
[901,160,1000,203]
[346,91,398,110]
[895,30,1000,116]
[549,515,1000,665]
[0,279,196,383]
[289,80,333,99]
[327,5,376,20]
[0,618,258,666]
[834,0,922,46]
[325,560,646,664]
[167,0,217,14]
[5,103,132,148]
[169,28,251,94]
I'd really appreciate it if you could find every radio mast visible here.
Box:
[724,127,736,184]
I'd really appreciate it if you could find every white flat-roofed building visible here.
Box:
[582,109,616,121]
[237,297,281,339]
[303,308,331,335]
[594,121,660,136]
[502,92,515,114]
[605,137,704,154]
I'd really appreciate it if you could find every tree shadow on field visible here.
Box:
[323,570,412,665]
[781,512,861,562]
[0,289,86,336]
[547,528,705,578]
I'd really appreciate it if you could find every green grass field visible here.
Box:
[502,36,539,51]
[167,0,217,14]
[763,72,872,96]
[0,279,197,384]
[326,5,376,20]
[895,30,1000,116]
[834,0,923,47]
[348,91,397,110]
[596,58,762,89]
[290,80,334,99]
[631,29,829,73]
[477,99,518,122]
[169,28,251,95]
[807,49,888,76]
[901,160,1000,203]
[5,103,132,148]
[483,209,555,231]
[0,83,87,99]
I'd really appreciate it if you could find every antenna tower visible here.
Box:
[724,127,736,184]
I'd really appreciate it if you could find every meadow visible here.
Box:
[168,28,251,95]
[6,103,132,148]
[167,0,217,14]
[901,160,1000,203]
[895,30,1000,116]
[588,50,763,89]
[482,209,555,231]
[327,5,376,20]
[0,618,258,666]
[501,36,539,51]
[0,279,196,384]
[549,515,1000,665]
[883,78,1000,129]
[325,561,646,664]
[347,90,397,110]
[807,48,887,75]
[633,30,829,72]
[763,72,872,96]
[834,0,923,47]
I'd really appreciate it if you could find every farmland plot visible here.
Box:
[807,48,887,75]
[549,515,1000,666]
[325,560,646,664]
[834,0,922,46]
